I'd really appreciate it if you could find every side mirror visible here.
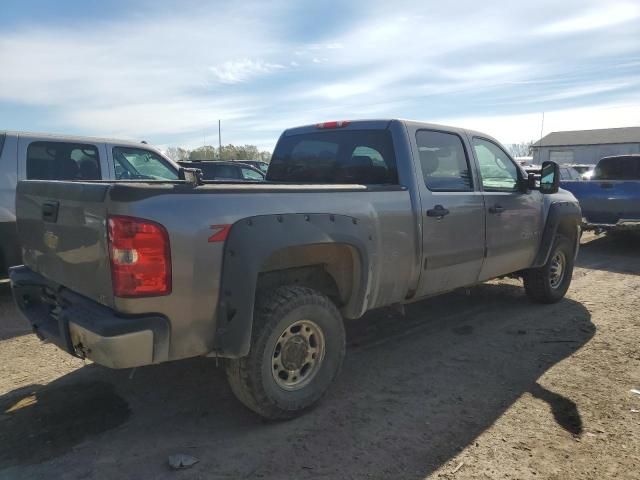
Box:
[540,161,560,194]
[179,167,204,186]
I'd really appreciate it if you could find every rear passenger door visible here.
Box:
[18,138,107,181]
[414,129,486,297]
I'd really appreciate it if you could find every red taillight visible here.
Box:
[108,215,171,297]
[316,120,350,129]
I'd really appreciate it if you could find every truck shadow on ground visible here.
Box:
[0,282,594,479]
[577,233,640,276]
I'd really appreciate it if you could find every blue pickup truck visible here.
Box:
[562,155,640,233]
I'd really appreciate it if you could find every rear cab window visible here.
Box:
[113,147,178,180]
[593,157,640,180]
[26,141,101,180]
[268,130,398,184]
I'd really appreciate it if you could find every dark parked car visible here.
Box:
[178,161,265,181]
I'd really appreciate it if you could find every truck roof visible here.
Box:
[0,130,155,150]
[282,119,493,141]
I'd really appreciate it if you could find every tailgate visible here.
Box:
[576,181,640,224]
[15,180,114,306]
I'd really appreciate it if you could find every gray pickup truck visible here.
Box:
[10,120,581,419]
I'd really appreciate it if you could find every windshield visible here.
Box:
[268,129,398,184]
[592,156,640,180]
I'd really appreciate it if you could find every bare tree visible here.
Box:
[181,144,272,162]
[165,147,191,161]
[507,141,534,158]
[189,146,217,160]
[259,150,271,162]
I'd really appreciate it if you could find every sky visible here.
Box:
[1,0,639,151]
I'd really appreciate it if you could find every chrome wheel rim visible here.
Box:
[549,251,566,289]
[271,319,325,391]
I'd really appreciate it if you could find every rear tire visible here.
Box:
[523,235,574,304]
[225,286,346,420]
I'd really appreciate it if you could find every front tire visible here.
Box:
[523,235,574,304]
[226,286,346,420]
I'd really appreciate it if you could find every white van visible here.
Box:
[0,131,180,279]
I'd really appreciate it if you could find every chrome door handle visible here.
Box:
[489,205,505,214]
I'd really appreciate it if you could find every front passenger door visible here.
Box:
[471,137,543,281]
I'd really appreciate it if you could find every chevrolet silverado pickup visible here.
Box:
[10,120,581,419]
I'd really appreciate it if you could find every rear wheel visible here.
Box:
[523,235,574,304]
[226,286,346,420]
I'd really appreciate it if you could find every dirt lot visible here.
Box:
[1,232,639,480]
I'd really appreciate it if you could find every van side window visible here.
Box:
[113,147,178,180]
[26,141,101,180]
[472,138,520,192]
[416,130,472,191]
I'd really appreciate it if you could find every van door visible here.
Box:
[413,129,486,297]
[470,137,543,281]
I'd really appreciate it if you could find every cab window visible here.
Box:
[113,147,178,180]
[27,141,101,180]
[416,130,472,191]
[472,138,520,192]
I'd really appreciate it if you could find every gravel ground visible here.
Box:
[0,232,638,479]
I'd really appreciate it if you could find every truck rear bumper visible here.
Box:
[9,266,170,369]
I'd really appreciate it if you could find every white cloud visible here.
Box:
[532,81,636,102]
[438,100,640,145]
[537,2,640,35]
[209,59,284,84]
[62,97,254,137]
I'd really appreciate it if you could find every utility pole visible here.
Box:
[218,120,222,160]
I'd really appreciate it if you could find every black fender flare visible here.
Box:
[213,213,374,358]
[531,201,582,268]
